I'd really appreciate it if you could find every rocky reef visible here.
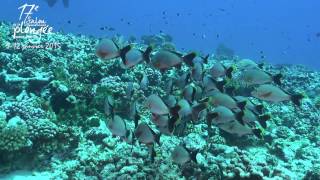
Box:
[0,21,320,179]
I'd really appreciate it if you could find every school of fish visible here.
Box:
[96,38,304,165]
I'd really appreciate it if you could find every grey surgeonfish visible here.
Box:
[134,122,160,145]
[134,123,161,162]
[107,115,127,137]
[206,91,246,111]
[95,39,121,60]
[163,95,177,108]
[151,114,169,127]
[234,96,264,114]
[139,73,149,90]
[151,50,196,70]
[192,54,209,64]
[44,0,69,8]
[236,59,260,70]
[171,145,198,165]
[183,83,203,104]
[104,95,115,117]
[191,62,204,82]
[177,99,192,119]
[119,46,152,68]
[240,69,282,86]
[209,62,234,79]
[207,106,235,126]
[217,119,262,138]
[146,94,169,115]
[206,107,263,138]
[202,75,226,93]
[175,72,191,89]
[236,109,271,129]
[251,84,304,106]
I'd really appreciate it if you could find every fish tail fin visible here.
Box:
[134,113,140,129]
[237,101,247,110]
[291,93,304,106]
[202,54,209,64]
[168,105,181,133]
[258,114,271,129]
[206,112,217,137]
[254,104,264,114]
[190,150,198,163]
[252,128,263,139]
[225,86,236,96]
[216,79,226,93]
[235,111,245,125]
[119,45,132,65]
[143,46,153,64]
[226,66,234,79]
[183,52,197,67]
[150,145,156,163]
[155,133,161,146]
[168,116,179,133]
[258,62,264,69]
[272,73,283,86]
[191,101,209,120]
[62,0,69,7]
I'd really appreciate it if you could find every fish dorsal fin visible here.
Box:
[168,50,183,57]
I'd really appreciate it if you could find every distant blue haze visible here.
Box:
[1,0,319,69]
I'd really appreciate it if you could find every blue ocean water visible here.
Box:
[1,0,319,69]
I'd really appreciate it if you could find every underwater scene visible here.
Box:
[0,0,320,179]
